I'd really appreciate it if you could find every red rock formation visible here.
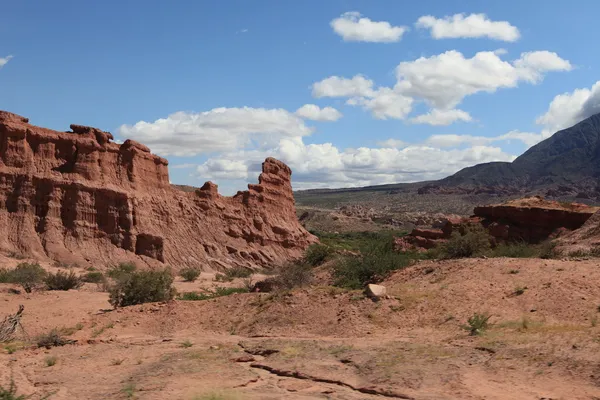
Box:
[474,196,598,243]
[0,111,316,269]
[396,196,597,251]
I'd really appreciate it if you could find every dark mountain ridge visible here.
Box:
[418,112,600,199]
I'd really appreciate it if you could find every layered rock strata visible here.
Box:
[0,111,316,269]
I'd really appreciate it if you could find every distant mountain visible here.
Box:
[419,112,600,199]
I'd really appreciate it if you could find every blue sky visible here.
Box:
[2,1,600,194]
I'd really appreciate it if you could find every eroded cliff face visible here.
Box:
[0,111,316,269]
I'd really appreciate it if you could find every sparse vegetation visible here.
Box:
[0,268,10,283]
[82,271,105,284]
[179,291,212,301]
[179,267,201,282]
[60,323,84,336]
[44,270,83,291]
[91,322,115,338]
[214,267,252,282]
[539,240,559,259]
[107,262,137,279]
[491,242,538,258]
[436,225,491,259]
[304,243,333,266]
[121,383,136,399]
[464,313,491,336]
[508,269,520,274]
[333,236,416,289]
[108,267,175,308]
[513,286,527,296]
[45,356,57,367]
[111,358,125,366]
[7,263,47,293]
[178,286,249,301]
[0,379,28,400]
[36,329,73,349]
[181,340,193,348]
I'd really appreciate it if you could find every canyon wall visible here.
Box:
[0,111,316,270]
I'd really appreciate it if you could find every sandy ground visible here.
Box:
[2,256,600,399]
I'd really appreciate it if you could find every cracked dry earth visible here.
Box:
[3,256,600,399]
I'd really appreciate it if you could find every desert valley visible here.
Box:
[4,3,600,399]
[2,109,600,400]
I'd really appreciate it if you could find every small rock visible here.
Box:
[233,355,255,363]
[365,284,387,300]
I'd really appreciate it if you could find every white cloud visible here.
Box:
[426,130,542,148]
[312,75,374,98]
[196,159,249,180]
[409,109,472,126]
[194,136,516,191]
[416,13,520,42]
[312,50,571,122]
[295,104,342,121]
[118,107,313,157]
[536,81,600,136]
[347,87,414,119]
[0,55,13,68]
[331,11,407,43]
[377,138,407,148]
[395,50,572,109]
[514,51,573,83]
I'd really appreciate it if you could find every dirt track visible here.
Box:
[2,257,600,399]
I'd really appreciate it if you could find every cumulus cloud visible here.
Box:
[295,104,342,121]
[118,107,313,157]
[347,87,414,119]
[536,81,600,136]
[409,109,472,126]
[0,55,13,68]
[514,51,573,83]
[312,50,571,121]
[195,136,516,190]
[395,50,572,109]
[331,11,407,43]
[312,75,374,98]
[416,13,520,42]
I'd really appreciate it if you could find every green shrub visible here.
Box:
[9,263,47,293]
[333,239,414,289]
[438,225,491,259]
[463,313,491,336]
[109,268,175,308]
[178,287,248,301]
[45,356,58,367]
[274,262,313,290]
[107,262,137,279]
[304,243,333,266]
[0,268,10,283]
[179,267,201,282]
[179,291,212,301]
[214,267,252,282]
[213,287,248,296]
[539,240,559,259]
[45,270,83,291]
[82,271,105,284]
[0,379,27,400]
[491,242,537,258]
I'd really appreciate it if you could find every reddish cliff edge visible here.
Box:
[0,111,316,269]
[396,197,599,251]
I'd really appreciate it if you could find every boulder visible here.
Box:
[365,284,387,300]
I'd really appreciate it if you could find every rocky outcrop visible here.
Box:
[0,111,316,269]
[474,197,598,243]
[396,197,598,251]
[554,210,600,255]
